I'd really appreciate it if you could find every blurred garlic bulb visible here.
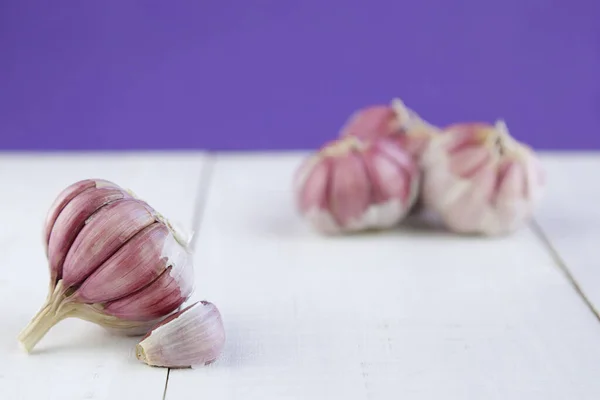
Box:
[19,179,194,353]
[340,98,439,159]
[294,136,420,234]
[420,120,544,235]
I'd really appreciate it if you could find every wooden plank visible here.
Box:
[166,152,600,400]
[0,152,206,400]
[534,153,600,317]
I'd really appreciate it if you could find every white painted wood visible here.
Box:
[535,153,600,315]
[0,152,206,400]
[167,153,600,400]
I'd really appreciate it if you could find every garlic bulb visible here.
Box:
[420,120,545,235]
[340,98,439,160]
[19,179,195,353]
[294,136,420,234]
[136,300,225,368]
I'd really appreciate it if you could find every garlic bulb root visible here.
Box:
[18,281,168,352]
[18,282,69,353]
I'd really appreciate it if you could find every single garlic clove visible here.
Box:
[328,151,372,228]
[295,136,420,234]
[75,223,173,303]
[47,186,129,284]
[296,158,330,220]
[101,222,194,321]
[44,180,98,247]
[60,199,157,288]
[420,120,544,235]
[103,257,194,322]
[491,158,541,228]
[363,140,419,207]
[43,179,118,256]
[136,301,226,368]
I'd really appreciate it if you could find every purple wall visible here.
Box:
[1,1,599,151]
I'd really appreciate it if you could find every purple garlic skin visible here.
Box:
[136,301,226,368]
[339,97,440,161]
[47,186,128,284]
[19,179,195,353]
[294,136,421,234]
[44,179,118,255]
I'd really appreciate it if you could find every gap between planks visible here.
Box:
[530,219,600,323]
[162,154,217,400]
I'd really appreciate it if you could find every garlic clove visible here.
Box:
[136,301,225,368]
[103,243,194,322]
[47,186,128,284]
[44,180,97,248]
[298,158,331,216]
[374,136,417,171]
[296,158,341,234]
[44,179,120,244]
[496,160,526,201]
[328,151,371,228]
[437,163,498,233]
[493,159,536,227]
[61,199,156,288]
[363,143,415,206]
[75,223,171,303]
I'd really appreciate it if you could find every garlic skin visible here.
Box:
[136,301,225,368]
[18,179,195,353]
[294,136,420,234]
[420,120,544,235]
[340,98,439,160]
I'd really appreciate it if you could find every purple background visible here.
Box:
[1,1,599,151]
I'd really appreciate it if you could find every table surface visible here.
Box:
[1,151,599,400]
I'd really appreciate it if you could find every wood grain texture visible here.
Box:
[535,153,600,317]
[166,153,600,400]
[0,153,206,400]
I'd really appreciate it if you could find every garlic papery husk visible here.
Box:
[294,136,420,234]
[420,120,545,235]
[340,98,440,160]
[18,179,195,353]
[136,301,225,368]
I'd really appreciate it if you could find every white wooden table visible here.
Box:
[1,151,599,400]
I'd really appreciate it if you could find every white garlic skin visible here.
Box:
[420,121,544,235]
[302,198,411,235]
